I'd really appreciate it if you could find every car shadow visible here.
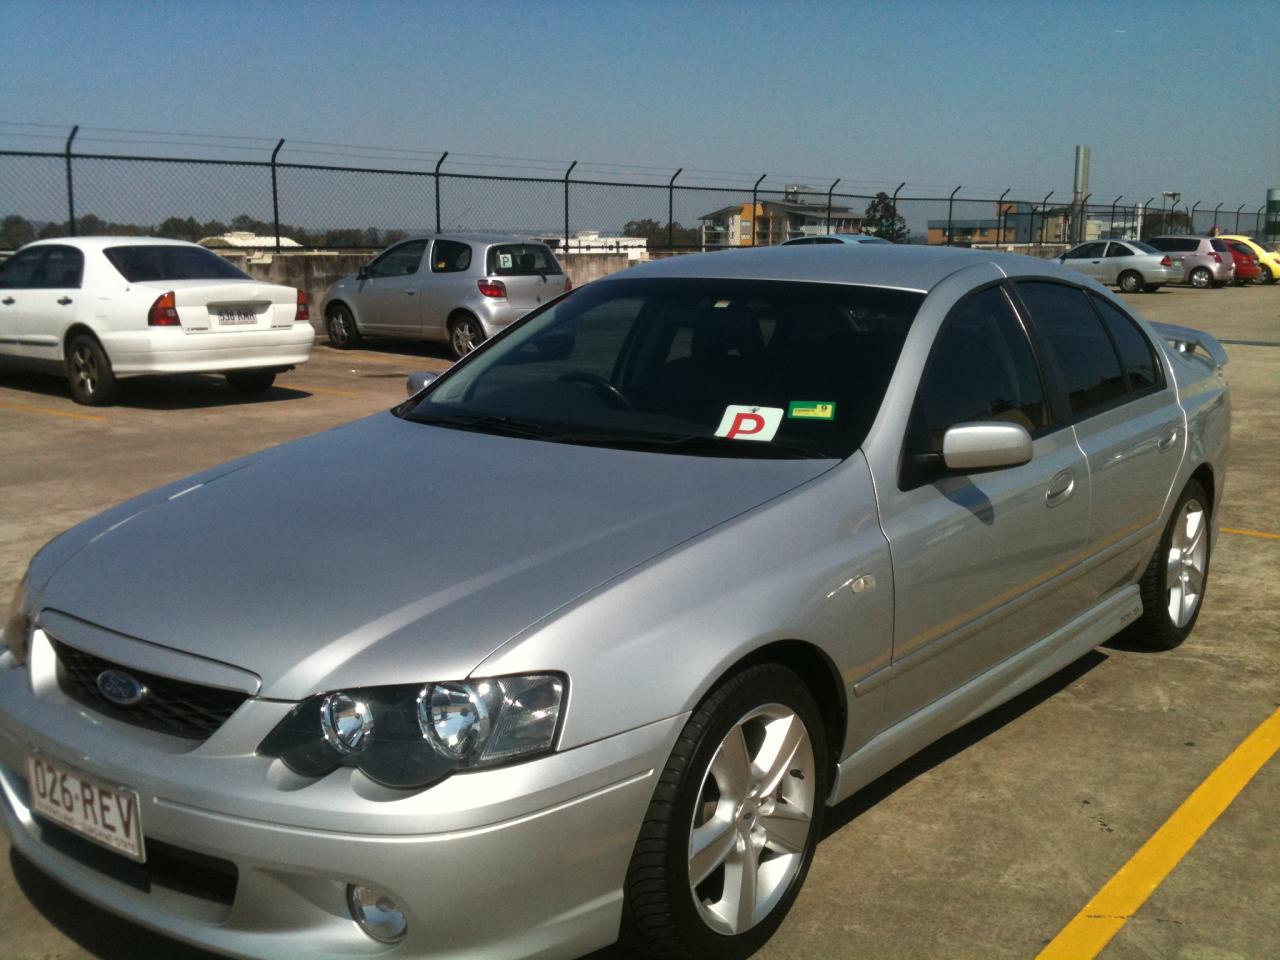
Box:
[0,368,307,411]
[11,651,1107,960]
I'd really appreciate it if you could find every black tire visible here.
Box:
[1118,270,1142,293]
[65,333,119,406]
[1189,267,1212,289]
[1251,268,1269,285]
[622,663,829,960]
[448,314,485,360]
[225,370,276,394]
[1130,479,1211,650]
[326,304,361,349]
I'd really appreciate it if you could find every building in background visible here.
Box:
[535,230,648,260]
[699,184,863,247]
[199,231,301,249]
[926,202,1070,245]
[1266,188,1280,244]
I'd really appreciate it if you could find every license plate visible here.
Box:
[26,753,145,862]
[216,308,258,325]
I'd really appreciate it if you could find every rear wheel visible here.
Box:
[326,304,361,349]
[1118,271,1142,293]
[1130,479,1211,650]
[622,663,827,960]
[65,334,118,406]
[225,370,276,394]
[448,314,485,360]
[1190,267,1212,289]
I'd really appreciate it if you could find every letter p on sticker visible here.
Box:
[714,405,784,442]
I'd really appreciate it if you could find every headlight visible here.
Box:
[2,572,32,667]
[259,673,565,789]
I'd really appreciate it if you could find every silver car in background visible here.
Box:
[1,246,1229,960]
[321,234,569,358]
[1145,235,1236,288]
[1058,238,1181,292]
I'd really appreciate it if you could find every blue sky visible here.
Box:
[2,0,1274,208]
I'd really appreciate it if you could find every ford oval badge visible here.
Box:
[96,669,147,707]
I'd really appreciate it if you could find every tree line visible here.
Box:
[0,213,408,250]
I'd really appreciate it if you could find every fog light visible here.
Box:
[348,884,407,943]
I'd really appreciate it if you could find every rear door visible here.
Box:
[486,243,567,315]
[1013,281,1184,602]
[877,284,1089,721]
[352,239,429,336]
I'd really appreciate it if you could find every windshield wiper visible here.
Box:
[550,432,830,459]
[407,412,561,440]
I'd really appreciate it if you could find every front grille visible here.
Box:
[52,639,248,740]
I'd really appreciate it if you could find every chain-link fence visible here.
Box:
[0,139,1270,254]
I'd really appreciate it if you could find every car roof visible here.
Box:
[400,233,554,248]
[601,244,1083,293]
[21,236,202,252]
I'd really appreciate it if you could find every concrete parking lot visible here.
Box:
[0,284,1276,960]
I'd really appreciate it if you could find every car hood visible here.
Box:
[37,414,832,699]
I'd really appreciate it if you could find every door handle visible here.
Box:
[57,296,73,305]
[1045,469,1075,507]
[1157,428,1178,451]
[1,297,14,305]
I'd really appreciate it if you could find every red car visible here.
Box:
[1225,240,1261,284]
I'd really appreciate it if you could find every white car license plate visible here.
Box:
[216,308,258,326]
[26,753,145,862]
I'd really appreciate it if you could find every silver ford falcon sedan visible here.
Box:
[0,245,1229,960]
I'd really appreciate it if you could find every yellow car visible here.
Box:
[1219,234,1280,283]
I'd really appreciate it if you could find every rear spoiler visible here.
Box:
[1152,322,1229,368]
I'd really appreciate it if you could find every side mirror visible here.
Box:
[357,265,370,281]
[942,421,1032,472]
[405,370,439,397]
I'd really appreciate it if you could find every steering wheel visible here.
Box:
[557,371,634,409]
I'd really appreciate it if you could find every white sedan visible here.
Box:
[0,237,315,404]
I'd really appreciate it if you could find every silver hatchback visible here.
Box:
[1058,239,1181,292]
[321,234,570,358]
[1145,235,1236,288]
[1,246,1230,960]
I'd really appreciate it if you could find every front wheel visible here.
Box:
[1130,479,1211,650]
[622,664,828,960]
[326,304,361,349]
[1189,267,1212,289]
[65,334,119,406]
[1118,270,1142,293]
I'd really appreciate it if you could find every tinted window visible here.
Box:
[406,278,923,460]
[35,245,84,287]
[1129,240,1159,254]
[1210,238,1229,253]
[1066,242,1106,259]
[431,239,472,273]
[0,248,47,288]
[1228,242,1251,256]
[1016,281,1126,417]
[1148,237,1197,253]
[908,286,1050,456]
[487,244,562,276]
[366,240,427,278]
[1106,243,1134,257]
[104,245,250,282]
[1091,297,1161,393]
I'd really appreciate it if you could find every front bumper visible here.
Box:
[0,637,682,959]
[100,325,316,377]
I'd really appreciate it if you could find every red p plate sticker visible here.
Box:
[714,405,784,442]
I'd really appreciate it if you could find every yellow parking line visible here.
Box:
[1036,707,1280,960]
[1221,526,1280,541]
[295,385,361,398]
[0,400,106,423]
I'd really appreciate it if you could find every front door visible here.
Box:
[877,284,1090,722]
[0,245,83,363]
[353,239,428,337]
[1063,241,1107,281]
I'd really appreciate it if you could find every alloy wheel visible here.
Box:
[71,344,98,397]
[1166,498,1208,628]
[1191,268,1210,288]
[452,320,480,357]
[688,703,816,936]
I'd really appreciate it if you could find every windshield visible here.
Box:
[104,245,251,282]
[1128,240,1159,254]
[400,277,923,459]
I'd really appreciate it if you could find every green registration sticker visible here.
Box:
[787,401,836,421]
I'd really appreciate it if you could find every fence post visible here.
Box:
[892,182,906,242]
[1258,205,1265,236]
[1039,191,1054,248]
[946,185,961,245]
[64,125,79,236]
[1190,201,1201,235]
[824,179,840,233]
[667,168,682,249]
[1210,202,1222,235]
[434,152,448,234]
[563,161,577,251]
[1109,196,1122,239]
[1076,192,1092,244]
[269,139,285,253]
[751,173,766,246]
[997,188,1010,245]
[1234,203,1245,233]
